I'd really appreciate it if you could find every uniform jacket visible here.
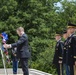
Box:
[66,34,76,65]
[53,40,63,66]
[63,39,68,64]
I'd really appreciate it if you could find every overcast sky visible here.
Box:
[54,0,76,12]
[56,0,76,7]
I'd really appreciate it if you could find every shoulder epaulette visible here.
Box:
[60,40,63,42]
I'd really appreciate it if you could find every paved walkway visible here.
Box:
[0,74,33,75]
[0,69,52,75]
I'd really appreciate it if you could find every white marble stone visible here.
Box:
[0,69,52,75]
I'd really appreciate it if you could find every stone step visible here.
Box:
[0,74,33,75]
[0,68,52,75]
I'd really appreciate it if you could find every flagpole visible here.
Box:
[0,43,8,75]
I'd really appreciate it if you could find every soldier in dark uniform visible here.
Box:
[62,30,70,75]
[66,23,76,75]
[53,32,63,75]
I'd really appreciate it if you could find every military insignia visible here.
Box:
[74,56,76,58]
[69,45,71,48]
[59,57,63,59]
[64,47,66,50]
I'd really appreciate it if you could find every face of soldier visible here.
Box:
[63,33,67,39]
[70,28,75,33]
[67,28,75,36]
[55,35,61,41]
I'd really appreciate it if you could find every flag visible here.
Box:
[1,32,8,41]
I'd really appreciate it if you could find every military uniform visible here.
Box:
[66,34,76,75]
[66,23,76,75]
[62,30,67,64]
[53,39,63,75]
[63,38,70,75]
[63,39,67,64]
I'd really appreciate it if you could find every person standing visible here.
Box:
[11,47,18,74]
[62,30,70,75]
[53,32,63,75]
[66,23,76,75]
[3,27,30,75]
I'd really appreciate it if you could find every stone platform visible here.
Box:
[0,68,52,75]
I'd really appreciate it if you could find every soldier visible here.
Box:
[66,23,76,75]
[53,32,63,75]
[62,30,70,75]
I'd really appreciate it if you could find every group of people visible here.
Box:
[3,23,76,75]
[53,23,76,75]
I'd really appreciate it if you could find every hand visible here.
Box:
[58,61,62,64]
[75,61,76,66]
[3,44,8,48]
[3,44,11,49]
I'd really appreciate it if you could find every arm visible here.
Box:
[11,35,27,48]
[3,35,27,48]
[72,36,76,62]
